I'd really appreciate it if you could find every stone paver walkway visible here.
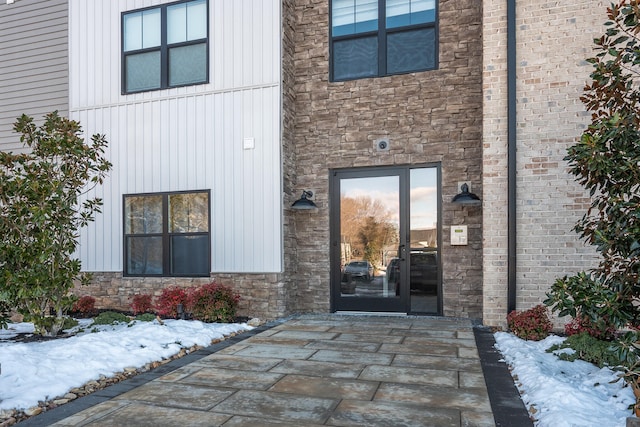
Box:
[23,314,528,426]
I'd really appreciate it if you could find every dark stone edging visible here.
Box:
[16,320,283,427]
[474,326,533,427]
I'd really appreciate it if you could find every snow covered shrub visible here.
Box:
[155,287,188,319]
[187,282,240,323]
[72,296,97,317]
[507,304,553,341]
[130,294,153,315]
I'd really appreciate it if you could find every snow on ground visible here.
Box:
[494,331,636,427]
[0,319,252,411]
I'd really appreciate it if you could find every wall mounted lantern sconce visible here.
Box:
[452,183,481,206]
[291,190,318,210]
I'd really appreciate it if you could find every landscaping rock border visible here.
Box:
[0,317,264,426]
[0,343,205,426]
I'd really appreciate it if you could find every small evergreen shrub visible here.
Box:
[130,294,153,315]
[187,282,240,323]
[135,313,156,322]
[547,332,620,368]
[62,317,79,330]
[507,304,553,341]
[155,287,188,319]
[93,311,130,325]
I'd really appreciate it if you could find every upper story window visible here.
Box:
[122,0,209,94]
[330,0,437,81]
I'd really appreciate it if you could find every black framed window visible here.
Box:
[124,190,210,277]
[122,0,209,94]
[330,0,437,81]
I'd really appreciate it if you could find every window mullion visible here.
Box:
[162,194,171,275]
[378,0,386,76]
[160,7,168,89]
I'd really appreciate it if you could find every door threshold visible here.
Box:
[335,311,409,317]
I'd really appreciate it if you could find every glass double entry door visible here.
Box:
[330,165,441,314]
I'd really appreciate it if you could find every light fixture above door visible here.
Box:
[291,190,318,210]
[452,183,481,205]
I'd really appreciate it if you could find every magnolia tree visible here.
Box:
[0,112,111,336]
[544,0,640,366]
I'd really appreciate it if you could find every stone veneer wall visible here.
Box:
[288,0,484,318]
[281,0,301,317]
[482,0,605,326]
[73,273,288,320]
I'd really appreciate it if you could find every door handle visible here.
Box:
[399,244,406,261]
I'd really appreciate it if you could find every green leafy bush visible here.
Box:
[545,273,630,339]
[545,0,640,335]
[187,282,240,323]
[62,317,79,330]
[135,313,156,322]
[130,294,153,315]
[507,305,553,341]
[93,311,130,325]
[542,4,640,407]
[155,287,188,319]
[547,332,620,368]
[0,112,111,336]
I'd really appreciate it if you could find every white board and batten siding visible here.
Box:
[69,0,283,274]
[0,0,69,152]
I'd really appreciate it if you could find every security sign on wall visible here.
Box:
[451,225,468,246]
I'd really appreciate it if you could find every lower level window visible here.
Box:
[123,190,210,276]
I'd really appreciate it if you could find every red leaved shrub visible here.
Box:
[187,282,240,323]
[507,304,553,341]
[130,294,153,315]
[155,287,188,319]
[564,315,616,340]
[72,296,96,317]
